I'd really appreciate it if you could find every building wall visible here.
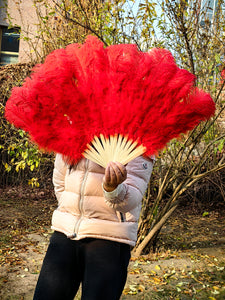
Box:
[0,0,41,63]
[0,0,8,26]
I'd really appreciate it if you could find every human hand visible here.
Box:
[103,161,127,192]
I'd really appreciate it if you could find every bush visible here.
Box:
[0,64,54,188]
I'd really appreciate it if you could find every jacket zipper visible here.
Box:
[68,159,89,238]
[120,212,125,222]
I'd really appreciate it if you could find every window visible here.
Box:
[199,0,218,27]
[0,27,20,65]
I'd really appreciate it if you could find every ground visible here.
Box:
[0,186,225,300]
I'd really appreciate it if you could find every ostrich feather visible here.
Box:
[5,35,215,167]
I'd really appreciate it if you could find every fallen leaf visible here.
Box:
[213,286,219,290]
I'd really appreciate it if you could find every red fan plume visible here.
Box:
[5,35,215,167]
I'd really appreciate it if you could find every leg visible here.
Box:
[33,231,82,300]
[81,239,131,300]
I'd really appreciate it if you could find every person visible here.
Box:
[33,154,154,300]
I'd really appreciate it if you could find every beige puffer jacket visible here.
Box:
[51,154,154,247]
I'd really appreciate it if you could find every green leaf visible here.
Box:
[202,212,209,217]
[218,139,224,152]
[215,53,221,64]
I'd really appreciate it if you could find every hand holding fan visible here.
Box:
[5,36,215,167]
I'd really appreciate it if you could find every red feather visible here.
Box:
[5,35,215,165]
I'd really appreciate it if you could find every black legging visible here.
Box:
[33,231,131,300]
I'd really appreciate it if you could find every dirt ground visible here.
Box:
[0,186,225,300]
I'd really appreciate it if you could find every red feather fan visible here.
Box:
[5,35,215,167]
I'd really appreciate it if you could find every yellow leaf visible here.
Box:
[129,269,140,274]
[138,285,145,292]
[155,265,161,270]
[123,288,130,295]
[127,285,138,295]
[153,277,162,284]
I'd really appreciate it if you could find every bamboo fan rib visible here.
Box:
[83,134,146,168]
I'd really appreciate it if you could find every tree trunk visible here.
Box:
[133,205,178,257]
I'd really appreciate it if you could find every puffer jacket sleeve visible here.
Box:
[52,154,68,202]
[103,156,154,213]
